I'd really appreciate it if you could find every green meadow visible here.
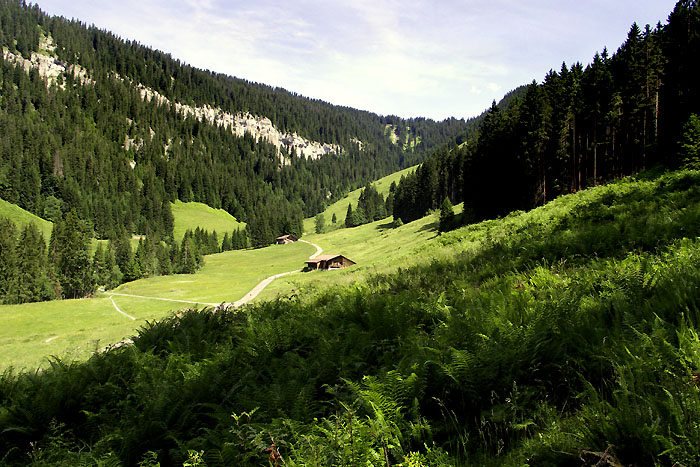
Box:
[5,169,700,465]
[0,240,317,370]
[260,208,451,302]
[171,200,245,243]
[303,164,417,234]
[262,201,464,302]
[114,240,316,305]
[0,296,177,371]
[0,198,53,240]
[1,166,448,371]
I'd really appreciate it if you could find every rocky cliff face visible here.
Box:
[2,34,92,87]
[141,83,344,161]
[6,33,359,163]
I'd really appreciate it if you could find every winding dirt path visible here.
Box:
[104,239,323,311]
[302,239,323,259]
[228,239,322,308]
[95,240,322,353]
[109,296,137,320]
[106,292,218,308]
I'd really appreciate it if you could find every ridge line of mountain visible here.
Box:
[2,32,364,163]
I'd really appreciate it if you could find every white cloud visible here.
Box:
[35,0,679,120]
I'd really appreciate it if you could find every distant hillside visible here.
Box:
[302,165,417,234]
[0,198,53,239]
[171,200,244,244]
[300,84,527,235]
[0,0,466,248]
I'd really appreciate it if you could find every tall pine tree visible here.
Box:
[52,210,94,299]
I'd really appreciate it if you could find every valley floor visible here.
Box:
[1,197,439,371]
[1,240,318,371]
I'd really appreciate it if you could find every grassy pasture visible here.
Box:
[171,200,245,243]
[0,198,53,240]
[6,170,700,464]
[1,240,316,370]
[114,240,316,304]
[261,203,463,302]
[2,170,442,371]
[0,296,177,371]
[1,170,434,371]
[303,165,417,234]
[262,212,438,301]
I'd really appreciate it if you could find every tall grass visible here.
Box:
[2,170,700,465]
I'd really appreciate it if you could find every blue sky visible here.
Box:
[34,0,678,121]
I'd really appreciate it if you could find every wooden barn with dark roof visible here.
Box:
[275,234,298,244]
[304,254,356,270]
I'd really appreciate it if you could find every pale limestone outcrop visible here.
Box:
[8,34,366,162]
[138,83,344,160]
[2,34,92,88]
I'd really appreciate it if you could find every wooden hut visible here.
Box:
[275,234,298,245]
[304,254,356,270]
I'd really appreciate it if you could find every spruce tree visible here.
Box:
[179,234,199,274]
[162,201,175,242]
[221,232,232,252]
[0,218,18,302]
[114,232,141,283]
[680,114,700,169]
[315,213,325,234]
[345,203,354,228]
[156,243,172,275]
[104,245,123,290]
[92,242,108,288]
[439,197,455,233]
[209,231,219,254]
[53,210,94,299]
[135,236,157,278]
[231,229,242,250]
[11,223,52,303]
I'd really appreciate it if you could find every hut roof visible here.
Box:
[305,254,356,265]
[306,254,340,263]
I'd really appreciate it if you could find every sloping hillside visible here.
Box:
[0,198,53,239]
[302,164,417,234]
[0,0,466,247]
[171,200,245,244]
[3,169,700,465]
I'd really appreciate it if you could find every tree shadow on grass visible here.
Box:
[376,221,395,232]
[417,220,439,233]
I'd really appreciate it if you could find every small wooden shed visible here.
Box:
[275,234,299,245]
[305,254,356,270]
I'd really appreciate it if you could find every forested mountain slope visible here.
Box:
[0,0,465,245]
[392,1,700,226]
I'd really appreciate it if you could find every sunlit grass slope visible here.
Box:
[5,170,700,465]
[0,198,53,239]
[0,296,177,372]
[0,240,317,371]
[260,205,462,302]
[171,200,245,243]
[114,240,316,304]
[1,167,421,372]
[302,165,418,234]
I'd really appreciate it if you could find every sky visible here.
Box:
[34,0,679,121]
